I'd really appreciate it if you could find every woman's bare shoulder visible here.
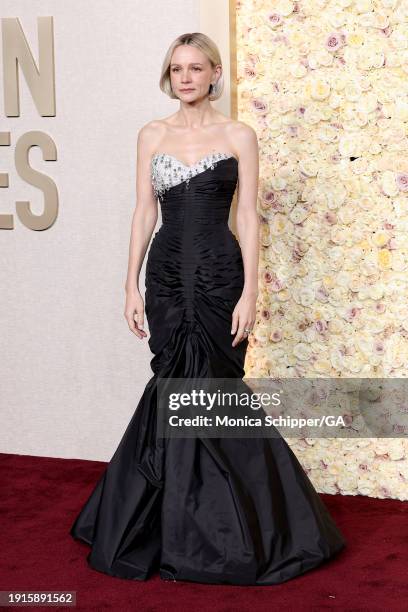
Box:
[138,118,167,138]
[144,112,180,128]
[225,120,258,162]
[136,119,172,156]
[226,119,257,140]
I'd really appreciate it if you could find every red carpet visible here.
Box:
[1,452,407,611]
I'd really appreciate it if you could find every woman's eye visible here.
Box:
[172,67,201,72]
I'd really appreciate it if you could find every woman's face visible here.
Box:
[169,45,220,101]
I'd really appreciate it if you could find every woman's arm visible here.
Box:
[231,123,260,347]
[124,123,158,339]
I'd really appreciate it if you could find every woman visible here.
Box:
[70,32,346,585]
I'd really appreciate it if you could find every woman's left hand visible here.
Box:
[231,291,257,347]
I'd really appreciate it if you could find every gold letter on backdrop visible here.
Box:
[0,132,13,229]
[2,16,55,116]
[1,17,58,230]
[15,131,58,231]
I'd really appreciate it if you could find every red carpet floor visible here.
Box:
[1,452,407,611]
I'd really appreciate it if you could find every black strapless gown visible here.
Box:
[70,152,346,585]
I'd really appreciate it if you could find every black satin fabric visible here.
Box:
[70,158,346,585]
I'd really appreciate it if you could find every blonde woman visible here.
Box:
[70,32,346,585]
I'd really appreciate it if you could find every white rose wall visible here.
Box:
[236,0,408,500]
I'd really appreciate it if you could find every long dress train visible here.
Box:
[70,151,346,585]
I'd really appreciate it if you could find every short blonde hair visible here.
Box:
[159,32,224,101]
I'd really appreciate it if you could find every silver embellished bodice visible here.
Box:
[151,151,236,199]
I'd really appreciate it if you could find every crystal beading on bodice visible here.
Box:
[150,151,236,199]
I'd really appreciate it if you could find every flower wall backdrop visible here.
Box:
[237,0,408,499]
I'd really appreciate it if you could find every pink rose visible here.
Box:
[326,32,344,51]
[244,65,256,79]
[315,320,328,334]
[270,278,285,292]
[316,286,329,302]
[251,97,268,114]
[271,330,283,342]
[374,341,385,355]
[263,190,278,204]
[396,172,408,192]
[345,306,361,322]
[267,13,282,27]
[324,211,337,225]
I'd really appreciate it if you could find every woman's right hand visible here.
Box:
[124,289,147,339]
